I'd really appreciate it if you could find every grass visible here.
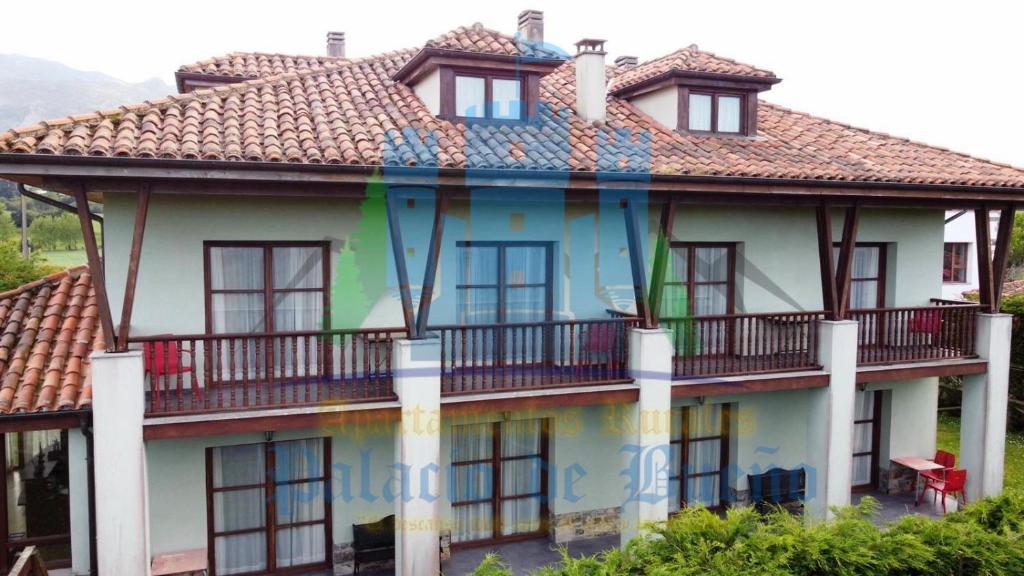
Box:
[936,413,1024,495]
[39,248,86,268]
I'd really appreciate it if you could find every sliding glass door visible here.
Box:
[851,391,882,490]
[451,419,548,545]
[669,404,731,511]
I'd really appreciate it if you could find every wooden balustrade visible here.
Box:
[130,328,407,415]
[850,304,980,365]
[432,317,641,394]
[662,311,826,379]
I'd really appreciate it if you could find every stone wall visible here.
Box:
[549,507,621,543]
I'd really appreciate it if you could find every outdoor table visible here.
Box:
[891,456,944,505]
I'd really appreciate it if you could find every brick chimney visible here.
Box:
[574,39,607,122]
[517,10,544,44]
[615,55,638,68]
[326,31,346,57]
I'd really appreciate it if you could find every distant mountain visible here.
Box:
[0,53,173,132]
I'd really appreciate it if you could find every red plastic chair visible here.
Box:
[910,309,942,336]
[921,468,967,513]
[921,450,956,483]
[143,338,194,377]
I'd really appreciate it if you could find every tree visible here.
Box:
[0,240,59,291]
[1010,212,1024,268]
[28,213,82,251]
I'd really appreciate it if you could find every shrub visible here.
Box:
[0,239,59,291]
[476,494,1024,576]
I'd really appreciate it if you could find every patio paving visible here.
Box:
[853,490,961,523]
[443,534,620,576]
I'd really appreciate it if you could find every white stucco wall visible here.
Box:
[413,68,441,116]
[68,428,91,575]
[629,87,678,130]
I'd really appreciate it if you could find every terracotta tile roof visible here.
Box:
[2,24,1024,188]
[178,52,347,80]
[0,267,103,414]
[423,22,565,59]
[963,279,1024,300]
[609,44,776,93]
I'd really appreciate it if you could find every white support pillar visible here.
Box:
[806,320,857,520]
[91,351,150,576]
[620,328,673,547]
[393,337,441,576]
[68,428,91,575]
[961,313,1012,502]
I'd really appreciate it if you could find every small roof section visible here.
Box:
[610,44,778,94]
[0,266,103,414]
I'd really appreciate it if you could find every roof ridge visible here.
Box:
[759,101,1024,172]
[178,50,350,73]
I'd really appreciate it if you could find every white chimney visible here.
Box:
[517,9,544,44]
[574,39,607,123]
[326,31,346,57]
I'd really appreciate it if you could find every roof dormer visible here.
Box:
[611,45,780,137]
[393,14,567,122]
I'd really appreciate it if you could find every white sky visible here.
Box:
[2,0,1023,166]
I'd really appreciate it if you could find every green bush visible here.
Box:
[472,494,1024,576]
[0,239,60,291]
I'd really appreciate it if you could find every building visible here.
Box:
[942,210,1003,301]
[0,11,1019,575]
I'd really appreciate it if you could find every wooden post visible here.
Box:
[816,205,839,320]
[386,188,416,337]
[116,185,151,351]
[975,207,994,313]
[17,185,28,259]
[992,205,1015,312]
[647,199,676,329]
[834,204,860,320]
[73,184,116,352]
[415,191,448,338]
[623,197,652,328]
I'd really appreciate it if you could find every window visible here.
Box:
[456,242,552,324]
[662,244,735,317]
[454,74,523,120]
[852,390,882,490]
[205,242,329,334]
[669,404,730,511]
[687,92,744,134]
[208,438,330,575]
[451,419,548,544]
[1,431,71,571]
[944,242,969,283]
[833,244,886,309]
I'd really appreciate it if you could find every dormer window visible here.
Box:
[688,92,743,134]
[454,73,524,120]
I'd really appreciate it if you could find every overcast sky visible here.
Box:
[2,0,1022,166]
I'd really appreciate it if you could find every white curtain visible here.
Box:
[456,76,486,118]
[686,405,723,508]
[834,246,881,310]
[213,444,267,575]
[717,96,741,133]
[492,79,522,120]
[689,94,712,131]
[451,424,494,543]
[500,420,542,536]
[852,391,876,486]
[274,438,326,568]
[210,247,266,333]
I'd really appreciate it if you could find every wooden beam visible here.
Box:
[647,199,677,329]
[834,204,860,319]
[19,185,102,222]
[816,205,839,320]
[623,197,652,328]
[116,185,150,351]
[415,192,448,338]
[992,205,1015,312]
[73,184,116,352]
[385,188,415,336]
[975,207,994,312]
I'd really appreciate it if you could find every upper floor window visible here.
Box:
[943,242,969,283]
[688,92,743,134]
[454,74,523,120]
[833,243,886,309]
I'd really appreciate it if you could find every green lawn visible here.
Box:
[936,413,1024,495]
[40,249,86,268]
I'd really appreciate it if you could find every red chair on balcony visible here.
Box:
[143,338,194,377]
[921,468,967,513]
[910,308,942,337]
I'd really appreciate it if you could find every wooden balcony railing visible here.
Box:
[130,328,407,415]
[662,311,826,379]
[433,317,641,395]
[850,302,980,365]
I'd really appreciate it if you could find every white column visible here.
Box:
[68,428,91,575]
[393,337,441,576]
[806,320,857,520]
[961,313,1012,502]
[620,328,672,547]
[91,351,150,575]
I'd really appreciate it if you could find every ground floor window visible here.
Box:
[852,390,882,490]
[669,404,731,511]
[450,419,548,545]
[0,430,71,571]
[207,438,331,575]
